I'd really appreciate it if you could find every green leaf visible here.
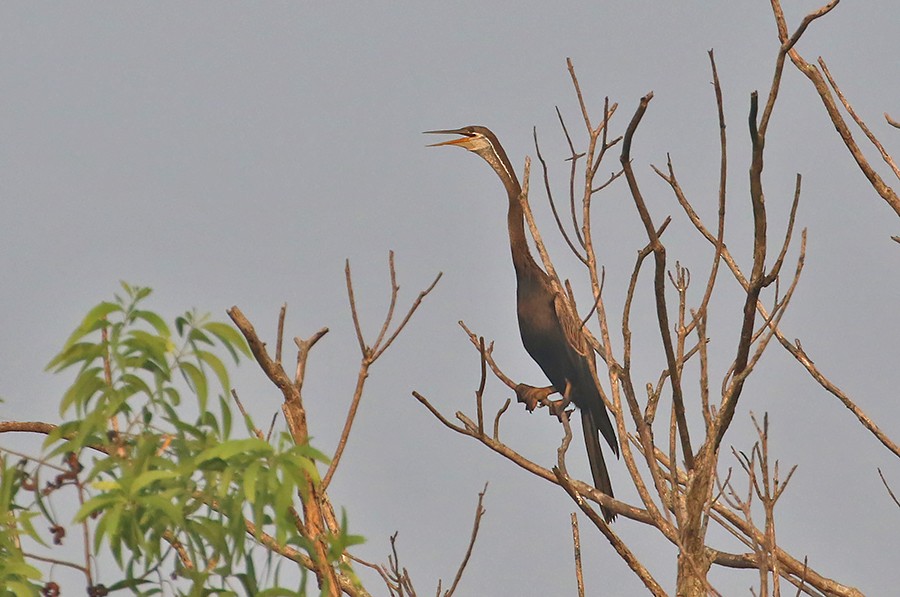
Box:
[42,420,79,451]
[61,300,121,348]
[94,504,122,552]
[179,361,208,411]
[133,309,171,338]
[58,368,106,416]
[130,469,180,494]
[141,494,183,525]
[175,315,189,336]
[187,327,214,346]
[163,386,181,407]
[197,350,230,394]
[279,455,321,491]
[196,438,272,465]
[2,562,42,581]
[243,461,260,505]
[15,511,46,547]
[45,341,105,373]
[74,493,122,523]
[218,466,235,499]
[93,480,122,492]
[124,329,171,366]
[124,282,153,302]
[218,394,233,440]
[105,577,153,591]
[120,372,153,400]
[204,321,252,359]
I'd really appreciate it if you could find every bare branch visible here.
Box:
[878,468,900,509]
[345,260,369,356]
[770,0,900,217]
[228,306,296,399]
[493,398,511,441]
[571,513,585,597]
[818,57,900,181]
[231,389,264,441]
[294,327,330,390]
[759,0,840,137]
[620,91,694,468]
[227,305,340,593]
[711,89,773,454]
[670,140,898,458]
[762,174,801,286]
[442,484,487,597]
[371,251,401,353]
[655,448,863,596]
[566,57,592,131]
[459,321,516,390]
[372,271,442,362]
[412,391,466,435]
[555,105,587,249]
[555,468,667,597]
[475,337,487,435]
[275,303,287,365]
[325,260,440,491]
[534,126,587,261]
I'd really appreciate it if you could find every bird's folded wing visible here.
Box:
[553,289,590,358]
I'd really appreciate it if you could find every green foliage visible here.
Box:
[0,457,44,594]
[1,283,364,595]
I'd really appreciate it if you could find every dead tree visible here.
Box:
[415,2,895,595]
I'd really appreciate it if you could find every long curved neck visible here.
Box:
[478,141,539,277]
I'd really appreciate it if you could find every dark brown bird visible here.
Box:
[426,125,618,521]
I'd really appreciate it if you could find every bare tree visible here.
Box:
[415,2,896,595]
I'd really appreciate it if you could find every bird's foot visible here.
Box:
[546,396,573,422]
[515,384,554,412]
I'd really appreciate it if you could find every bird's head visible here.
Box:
[425,125,518,191]
[424,126,497,158]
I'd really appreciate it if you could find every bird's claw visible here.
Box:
[546,396,573,422]
[515,383,554,412]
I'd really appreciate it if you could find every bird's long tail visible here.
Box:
[581,408,616,522]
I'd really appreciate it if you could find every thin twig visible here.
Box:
[476,337,487,435]
[459,321,516,390]
[567,57,592,131]
[877,468,900,509]
[534,126,587,261]
[372,271,443,361]
[442,484,488,596]
[231,389,265,440]
[555,106,587,249]
[571,513,585,597]
[321,364,369,492]
[818,58,900,181]
[493,399,510,441]
[294,328,330,391]
[346,260,368,356]
[554,468,667,597]
[275,303,287,365]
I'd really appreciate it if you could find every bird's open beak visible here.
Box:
[423,128,472,147]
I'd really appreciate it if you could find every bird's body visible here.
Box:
[427,125,618,521]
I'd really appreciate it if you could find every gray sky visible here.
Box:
[2,2,899,595]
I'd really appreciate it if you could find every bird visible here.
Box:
[426,125,619,521]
